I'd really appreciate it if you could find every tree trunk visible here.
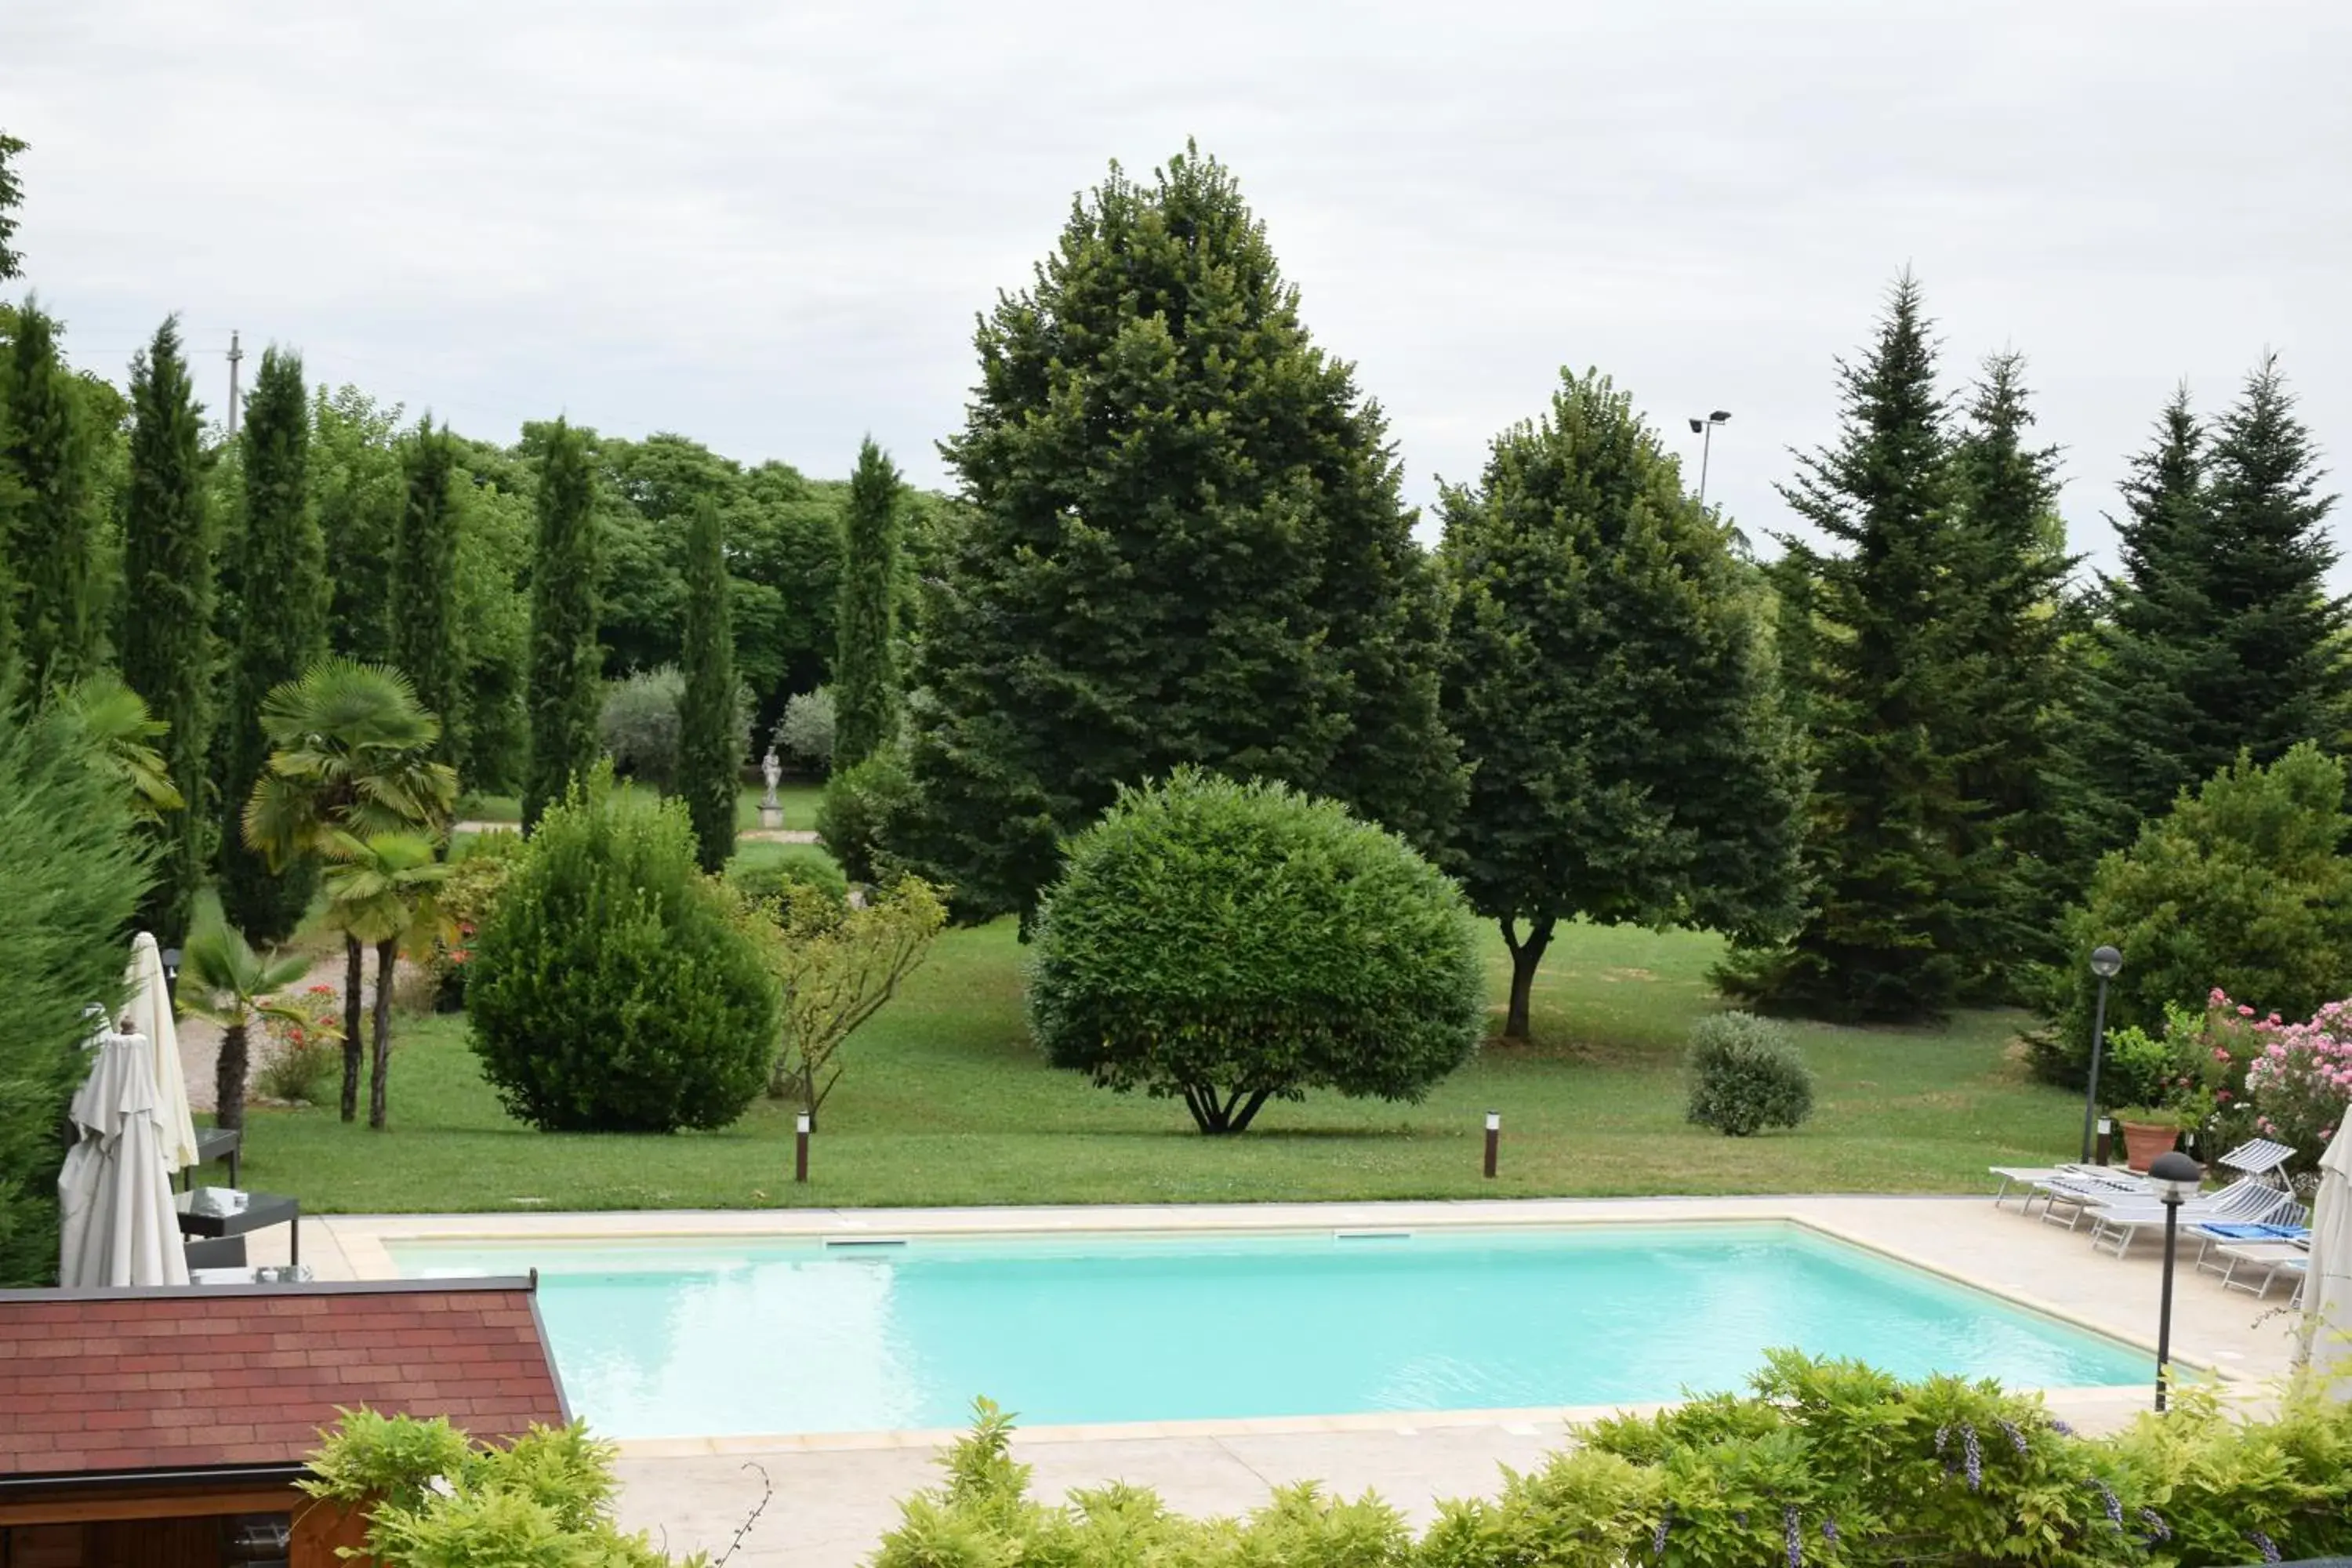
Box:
[214,1022,249,1133]
[369,938,397,1131]
[1501,915,1557,1043]
[339,935,364,1123]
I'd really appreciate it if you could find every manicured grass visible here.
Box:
[233,920,2079,1214]
[459,782,825,833]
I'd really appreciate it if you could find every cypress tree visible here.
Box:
[1946,353,2076,991]
[122,316,213,942]
[1725,275,1974,1022]
[391,417,463,768]
[678,493,738,873]
[910,143,1457,926]
[1,300,96,695]
[1441,369,1806,1041]
[833,437,902,772]
[0,132,23,282]
[522,419,601,832]
[218,347,325,938]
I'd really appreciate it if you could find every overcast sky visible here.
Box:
[5,1,2345,570]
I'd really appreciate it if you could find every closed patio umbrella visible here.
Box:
[2299,1123,2352,1395]
[57,1028,191,1288]
[125,931,199,1174]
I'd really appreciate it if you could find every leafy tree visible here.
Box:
[122,315,214,942]
[1724,276,1974,1022]
[314,384,405,662]
[910,144,1461,928]
[598,665,685,789]
[0,131,23,281]
[2035,743,2352,1085]
[392,418,463,767]
[445,438,532,794]
[833,439,902,771]
[818,738,916,885]
[243,658,457,1120]
[775,685,833,771]
[2077,362,2346,848]
[524,419,600,831]
[219,347,327,939]
[178,903,309,1134]
[677,493,738,873]
[320,830,450,1131]
[1439,369,1805,1041]
[1944,353,2077,991]
[467,770,778,1134]
[2,300,97,693]
[752,876,944,1123]
[0,692,152,1287]
[1029,769,1483,1134]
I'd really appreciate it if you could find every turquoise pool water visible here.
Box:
[392,1224,2150,1438]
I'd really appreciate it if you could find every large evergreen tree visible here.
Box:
[909,143,1460,925]
[0,132,24,282]
[314,385,405,663]
[0,300,96,694]
[522,419,601,832]
[833,437,902,772]
[1945,353,2076,992]
[1726,275,1976,1022]
[2077,360,2345,846]
[391,417,463,768]
[218,347,326,938]
[1442,369,1806,1040]
[678,492,738,873]
[122,316,213,941]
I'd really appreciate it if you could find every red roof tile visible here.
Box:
[0,1279,566,1479]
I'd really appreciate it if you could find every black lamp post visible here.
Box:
[2147,1148,2204,1412]
[2080,945,2122,1162]
[1686,410,1731,504]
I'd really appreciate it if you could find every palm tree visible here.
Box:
[179,911,312,1133]
[58,673,184,818]
[321,831,452,1131]
[244,659,457,1121]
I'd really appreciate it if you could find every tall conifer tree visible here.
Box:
[0,301,96,694]
[909,144,1460,925]
[1442,369,1806,1040]
[678,493,738,873]
[522,419,601,831]
[391,418,463,768]
[1946,353,2075,990]
[833,437,902,772]
[218,347,326,938]
[1725,275,1975,1022]
[122,316,212,941]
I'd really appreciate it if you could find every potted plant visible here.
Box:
[2109,1105,2185,1172]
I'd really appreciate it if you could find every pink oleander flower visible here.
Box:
[2213,1047,2232,1062]
[2216,1090,2233,1103]
[2238,1004,2256,1017]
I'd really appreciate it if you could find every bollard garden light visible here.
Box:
[2146,1149,2204,1412]
[2080,945,2123,1163]
[160,946,182,1010]
[795,1113,811,1184]
[1483,1111,1501,1178]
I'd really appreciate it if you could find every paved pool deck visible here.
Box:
[270,1193,2313,1566]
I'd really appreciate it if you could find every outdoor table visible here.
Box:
[175,1189,299,1268]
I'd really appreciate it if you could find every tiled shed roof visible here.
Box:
[0,1278,567,1479]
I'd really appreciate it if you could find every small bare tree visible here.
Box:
[756,877,945,1126]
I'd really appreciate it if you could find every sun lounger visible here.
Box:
[2212,1138,2295,1182]
[2031,1170,2152,1227]
[2212,1241,2312,1298]
[2084,1180,2302,1256]
[2189,1218,2310,1274]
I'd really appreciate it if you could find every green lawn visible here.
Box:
[458,782,824,833]
[230,919,2079,1214]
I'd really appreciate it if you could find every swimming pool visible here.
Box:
[392,1223,2151,1439]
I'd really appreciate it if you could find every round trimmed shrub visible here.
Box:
[817,742,917,885]
[1685,1011,1815,1136]
[467,774,778,1132]
[728,844,850,911]
[1028,768,1484,1134]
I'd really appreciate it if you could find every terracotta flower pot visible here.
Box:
[2120,1120,2180,1173]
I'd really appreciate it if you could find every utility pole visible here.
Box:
[226,330,244,438]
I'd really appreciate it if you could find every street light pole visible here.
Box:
[2146,1149,2204,1412]
[2081,946,2123,1163]
[1687,410,1732,504]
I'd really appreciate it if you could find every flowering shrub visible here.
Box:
[255,984,343,1104]
[426,833,525,1011]
[2240,991,2352,1165]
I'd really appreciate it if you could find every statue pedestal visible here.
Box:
[758,806,784,830]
